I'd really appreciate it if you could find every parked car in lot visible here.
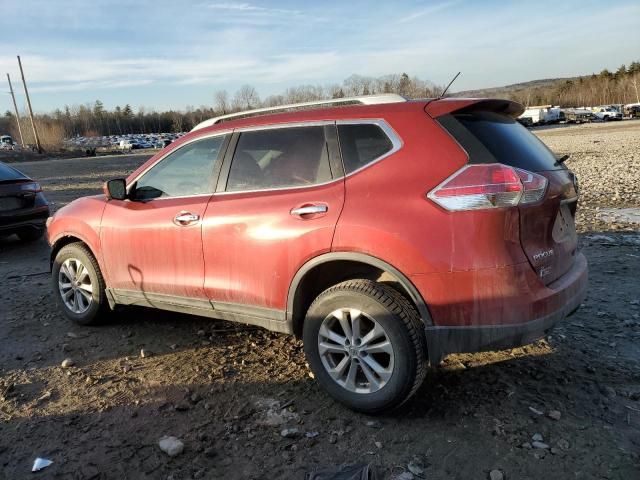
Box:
[0,161,50,241]
[47,95,587,412]
[624,103,640,119]
[1,135,16,150]
[562,108,593,123]
[593,106,623,121]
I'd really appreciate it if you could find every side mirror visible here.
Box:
[105,178,127,200]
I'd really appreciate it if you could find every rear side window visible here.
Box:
[439,111,561,171]
[226,126,332,192]
[337,123,394,174]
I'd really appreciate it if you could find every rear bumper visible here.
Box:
[423,252,588,364]
[0,205,50,234]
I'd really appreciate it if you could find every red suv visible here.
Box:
[47,95,587,412]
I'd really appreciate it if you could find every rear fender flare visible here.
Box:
[286,252,433,326]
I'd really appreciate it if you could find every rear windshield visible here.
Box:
[0,162,27,182]
[439,111,562,171]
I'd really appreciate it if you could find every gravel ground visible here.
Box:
[0,122,638,479]
[535,121,640,232]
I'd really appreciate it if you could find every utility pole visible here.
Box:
[6,73,24,147]
[17,55,42,153]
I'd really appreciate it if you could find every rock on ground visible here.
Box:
[158,436,184,457]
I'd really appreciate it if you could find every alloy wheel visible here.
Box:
[58,258,93,314]
[317,308,395,394]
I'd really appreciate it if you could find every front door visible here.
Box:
[201,124,345,315]
[101,134,229,302]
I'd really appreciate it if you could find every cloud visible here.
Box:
[203,2,301,16]
[0,52,340,94]
[396,1,457,23]
[0,0,638,111]
[29,79,154,94]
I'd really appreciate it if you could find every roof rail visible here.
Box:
[191,93,407,132]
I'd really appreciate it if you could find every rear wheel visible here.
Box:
[52,243,108,325]
[303,279,427,413]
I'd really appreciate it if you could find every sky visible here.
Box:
[0,0,639,113]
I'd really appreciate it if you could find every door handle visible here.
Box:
[290,204,328,216]
[174,212,200,225]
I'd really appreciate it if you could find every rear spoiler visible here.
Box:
[425,98,525,119]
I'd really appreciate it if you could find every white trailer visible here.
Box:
[519,105,563,125]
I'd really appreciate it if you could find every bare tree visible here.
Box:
[214,90,230,114]
[376,74,400,94]
[234,85,260,110]
[343,74,374,96]
[283,85,326,103]
[263,94,286,107]
[327,84,343,98]
[631,73,640,103]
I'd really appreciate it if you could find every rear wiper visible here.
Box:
[555,154,570,165]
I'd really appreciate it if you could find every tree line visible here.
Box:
[506,62,640,108]
[0,73,441,144]
[1,61,639,147]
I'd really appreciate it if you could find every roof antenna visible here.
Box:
[439,72,461,99]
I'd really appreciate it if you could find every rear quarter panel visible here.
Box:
[333,110,528,275]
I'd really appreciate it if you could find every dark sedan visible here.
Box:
[0,162,50,241]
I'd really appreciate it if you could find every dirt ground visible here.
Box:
[1,123,639,479]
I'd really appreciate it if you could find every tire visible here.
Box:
[303,279,427,413]
[52,242,108,325]
[17,227,44,242]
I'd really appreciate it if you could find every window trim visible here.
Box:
[215,119,402,196]
[336,119,403,177]
[234,120,335,132]
[126,130,232,202]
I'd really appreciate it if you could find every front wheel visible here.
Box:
[303,279,427,413]
[52,242,108,325]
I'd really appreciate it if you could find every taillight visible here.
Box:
[20,182,42,193]
[515,168,547,204]
[428,164,547,211]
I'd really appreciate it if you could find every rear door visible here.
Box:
[201,123,344,314]
[438,110,579,284]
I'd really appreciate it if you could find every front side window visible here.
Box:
[133,135,227,200]
[337,123,394,174]
[226,126,332,192]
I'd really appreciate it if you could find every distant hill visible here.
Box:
[452,77,573,99]
[449,61,639,106]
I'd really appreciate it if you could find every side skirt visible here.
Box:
[106,288,292,334]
